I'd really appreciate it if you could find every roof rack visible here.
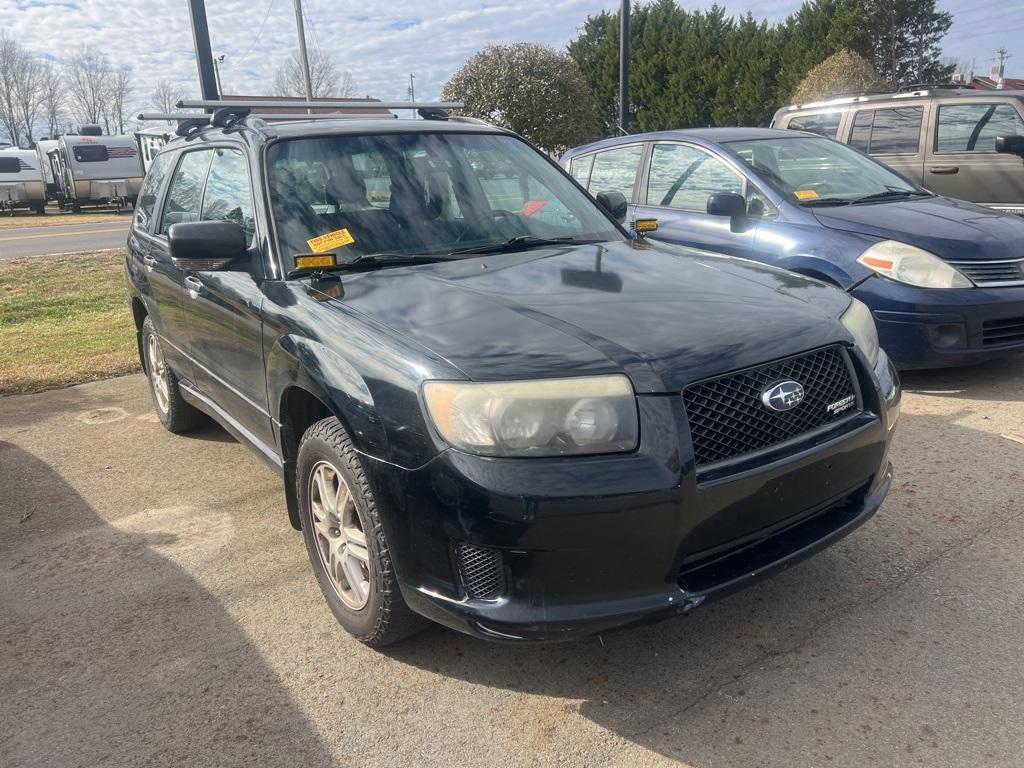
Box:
[176,99,462,111]
[136,111,399,124]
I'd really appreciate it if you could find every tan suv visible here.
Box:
[772,89,1024,215]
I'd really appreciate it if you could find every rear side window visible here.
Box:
[569,154,595,186]
[73,144,110,163]
[849,107,923,155]
[588,145,643,200]
[201,148,256,241]
[646,143,743,210]
[786,112,842,139]
[0,157,22,173]
[159,150,214,235]
[133,152,173,232]
[936,103,1024,153]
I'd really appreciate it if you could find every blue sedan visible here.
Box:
[562,128,1024,369]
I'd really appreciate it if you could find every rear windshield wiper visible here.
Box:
[851,189,933,204]
[286,252,466,279]
[447,235,601,256]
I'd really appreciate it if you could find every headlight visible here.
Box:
[422,375,638,457]
[857,241,972,288]
[841,298,880,366]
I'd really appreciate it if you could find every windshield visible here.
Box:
[267,131,623,266]
[726,136,923,205]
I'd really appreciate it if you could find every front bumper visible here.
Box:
[363,350,897,642]
[853,275,1024,369]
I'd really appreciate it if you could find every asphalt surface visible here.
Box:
[1,359,1022,767]
[0,220,130,258]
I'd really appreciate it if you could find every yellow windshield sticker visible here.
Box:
[294,254,337,269]
[307,228,355,253]
[794,189,819,201]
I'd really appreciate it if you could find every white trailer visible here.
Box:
[0,148,47,214]
[52,133,144,211]
[34,138,61,203]
[133,127,172,172]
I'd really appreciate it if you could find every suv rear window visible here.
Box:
[786,112,842,139]
[73,144,110,163]
[849,107,923,155]
[0,157,22,174]
[936,103,1024,153]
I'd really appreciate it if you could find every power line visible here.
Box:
[303,0,323,55]
[235,0,278,67]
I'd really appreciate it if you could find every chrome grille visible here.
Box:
[982,316,1024,347]
[951,259,1024,286]
[683,347,858,466]
[454,542,506,600]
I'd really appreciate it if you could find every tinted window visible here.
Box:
[201,148,255,241]
[848,108,923,155]
[646,144,743,211]
[569,154,594,186]
[73,144,110,162]
[133,152,172,232]
[159,150,213,234]
[936,103,1024,153]
[0,157,21,173]
[787,112,842,138]
[588,145,643,199]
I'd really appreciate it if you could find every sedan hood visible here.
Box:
[813,196,1024,262]
[328,241,852,393]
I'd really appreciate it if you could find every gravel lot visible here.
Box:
[1,360,1022,767]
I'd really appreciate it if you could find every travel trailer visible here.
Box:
[50,132,144,210]
[33,138,61,203]
[0,148,47,214]
[133,126,172,172]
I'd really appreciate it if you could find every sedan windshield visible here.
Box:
[725,136,926,206]
[267,131,623,267]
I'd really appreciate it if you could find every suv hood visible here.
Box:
[329,241,853,393]
[813,196,1024,262]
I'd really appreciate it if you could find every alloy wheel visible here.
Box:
[309,461,371,610]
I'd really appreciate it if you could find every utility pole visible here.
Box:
[619,0,630,133]
[292,0,315,113]
[408,74,416,118]
[213,54,225,97]
[186,0,219,104]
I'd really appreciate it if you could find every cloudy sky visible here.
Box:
[4,0,1021,113]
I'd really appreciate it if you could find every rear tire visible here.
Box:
[141,316,205,433]
[297,416,428,647]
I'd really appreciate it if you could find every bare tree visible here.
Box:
[106,66,132,134]
[38,60,64,138]
[272,49,354,98]
[0,31,23,145]
[64,45,111,127]
[13,55,44,144]
[151,78,184,113]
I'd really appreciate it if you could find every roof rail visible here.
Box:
[176,99,462,111]
[136,111,399,124]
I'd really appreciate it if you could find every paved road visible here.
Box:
[0,220,130,258]
[1,360,1022,767]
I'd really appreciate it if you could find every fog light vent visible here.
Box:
[454,542,506,600]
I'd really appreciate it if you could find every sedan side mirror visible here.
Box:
[707,192,747,219]
[596,190,628,222]
[995,135,1024,157]
[168,221,248,270]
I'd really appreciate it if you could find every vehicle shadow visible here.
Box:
[384,407,1023,765]
[0,441,335,768]
[899,353,1023,401]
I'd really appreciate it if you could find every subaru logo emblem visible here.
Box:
[761,380,805,412]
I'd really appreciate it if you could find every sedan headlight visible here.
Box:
[423,375,638,457]
[841,298,880,367]
[857,240,972,289]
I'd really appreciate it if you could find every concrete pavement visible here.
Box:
[0,220,130,258]
[1,359,1022,767]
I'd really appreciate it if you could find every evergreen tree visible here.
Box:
[864,0,954,87]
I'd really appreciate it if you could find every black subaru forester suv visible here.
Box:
[125,106,900,645]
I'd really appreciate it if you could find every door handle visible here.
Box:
[142,255,156,273]
[184,275,203,298]
[929,166,960,175]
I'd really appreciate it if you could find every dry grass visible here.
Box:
[0,249,139,395]
[0,211,133,230]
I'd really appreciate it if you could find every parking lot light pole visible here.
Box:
[619,0,630,133]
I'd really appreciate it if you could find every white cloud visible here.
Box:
[3,0,1018,123]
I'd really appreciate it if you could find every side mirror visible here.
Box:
[168,220,247,270]
[707,192,747,219]
[995,135,1024,157]
[596,190,628,222]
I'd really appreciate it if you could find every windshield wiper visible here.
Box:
[799,197,853,207]
[447,235,600,256]
[851,188,933,204]
[286,252,465,279]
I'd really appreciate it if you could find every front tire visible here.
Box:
[297,417,427,646]
[141,316,205,433]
